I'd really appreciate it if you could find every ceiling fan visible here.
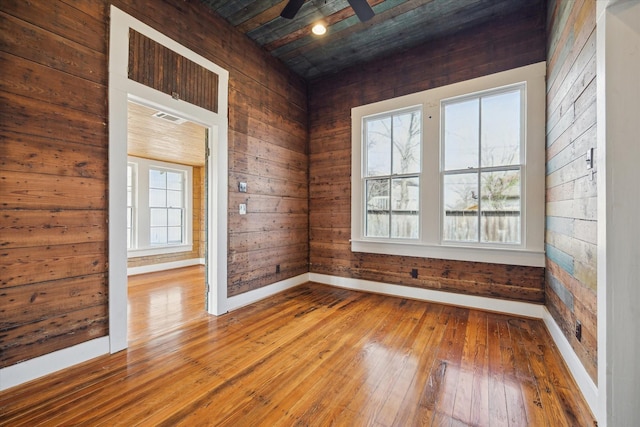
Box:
[280,0,375,22]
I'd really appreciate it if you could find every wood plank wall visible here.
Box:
[0,0,307,368]
[545,0,597,382]
[308,4,547,304]
[0,0,110,368]
[128,30,219,113]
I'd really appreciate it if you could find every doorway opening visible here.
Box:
[126,101,208,343]
[109,6,229,353]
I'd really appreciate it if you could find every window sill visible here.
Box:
[351,239,545,267]
[127,244,193,258]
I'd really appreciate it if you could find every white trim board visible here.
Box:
[127,258,205,276]
[226,274,310,311]
[0,337,109,391]
[310,273,545,318]
[542,308,598,416]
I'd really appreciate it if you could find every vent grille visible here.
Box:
[152,111,187,124]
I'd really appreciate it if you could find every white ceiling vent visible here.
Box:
[152,111,187,125]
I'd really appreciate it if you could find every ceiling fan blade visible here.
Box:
[347,0,375,22]
[280,0,305,19]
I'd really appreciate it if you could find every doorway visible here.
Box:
[108,6,229,353]
[126,101,208,342]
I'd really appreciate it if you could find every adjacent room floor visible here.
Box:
[0,266,595,426]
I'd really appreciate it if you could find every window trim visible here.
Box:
[351,62,546,267]
[127,156,193,258]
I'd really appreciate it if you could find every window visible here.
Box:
[149,168,185,245]
[351,62,546,267]
[364,108,421,239]
[127,163,136,249]
[442,86,523,244]
[127,156,193,257]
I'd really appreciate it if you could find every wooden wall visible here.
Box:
[545,0,597,382]
[308,4,547,303]
[0,0,308,368]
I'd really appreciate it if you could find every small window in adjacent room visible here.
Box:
[127,162,136,249]
[149,167,185,245]
[127,156,193,257]
[351,62,546,267]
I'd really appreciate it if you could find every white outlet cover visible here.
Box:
[239,204,247,215]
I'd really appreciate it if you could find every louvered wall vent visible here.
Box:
[152,111,188,124]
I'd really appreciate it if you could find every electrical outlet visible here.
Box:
[239,203,247,215]
[238,182,247,193]
[411,268,418,279]
[575,320,582,342]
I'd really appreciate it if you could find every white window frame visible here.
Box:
[127,156,193,258]
[351,62,546,267]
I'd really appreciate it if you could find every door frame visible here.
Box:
[108,6,229,353]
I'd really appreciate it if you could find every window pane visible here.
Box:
[391,177,419,211]
[168,208,182,227]
[127,207,132,228]
[391,177,419,239]
[365,116,392,177]
[443,173,479,241]
[150,227,167,245]
[392,111,421,175]
[149,189,166,207]
[167,171,183,190]
[481,89,521,167]
[481,170,521,243]
[366,178,389,237]
[167,190,182,208]
[150,208,167,227]
[127,207,132,249]
[443,99,479,171]
[167,226,182,244]
[149,169,166,189]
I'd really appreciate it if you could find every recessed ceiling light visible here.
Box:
[312,23,327,36]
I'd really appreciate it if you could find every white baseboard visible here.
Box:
[226,273,310,311]
[309,273,546,318]
[542,308,599,418]
[0,336,109,391]
[127,258,205,276]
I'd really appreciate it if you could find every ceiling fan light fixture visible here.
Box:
[312,23,327,36]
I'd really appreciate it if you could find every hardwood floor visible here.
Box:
[1,266,595,426]
[127,266,208,344]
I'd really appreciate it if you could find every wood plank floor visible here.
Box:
[0,266,595,426]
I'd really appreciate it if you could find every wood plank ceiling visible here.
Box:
[128,102,206,166]
[201,0,543,80]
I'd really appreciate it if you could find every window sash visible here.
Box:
[363,107,422,239]
[441,85,524,245]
